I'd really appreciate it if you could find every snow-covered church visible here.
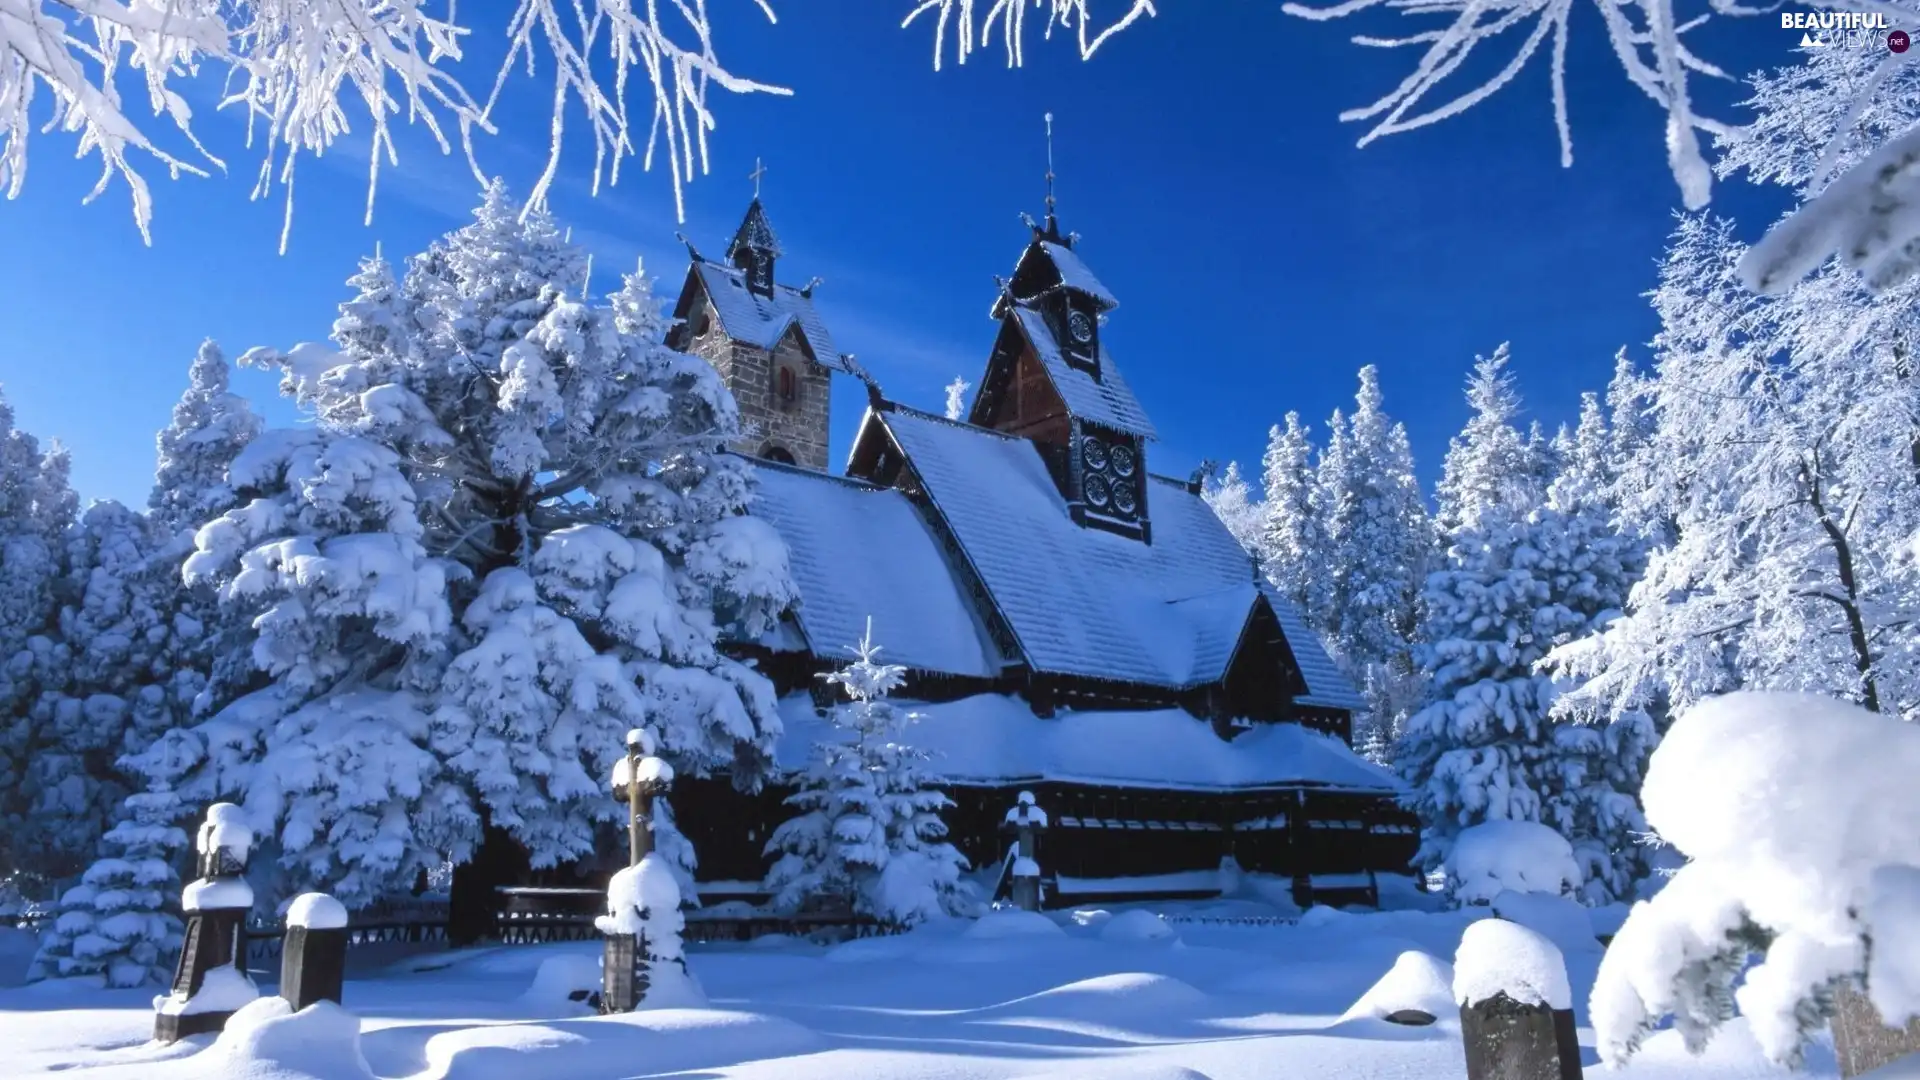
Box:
[666,194,1416,906]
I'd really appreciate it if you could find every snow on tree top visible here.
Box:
[1453,919,1571,1010]
[285,893,349,930]
[686,261,850,370]
[1446,821,1581,905]
[196,803,253,857]
[776,693,1396,793]
[1006,305,1155,439]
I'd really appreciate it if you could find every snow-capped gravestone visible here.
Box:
[280,893,349,1012]
[155,803,258,1042]
[1446,821,1581,906]
[1454,919,1580,1080]
[1006,792,1048,913]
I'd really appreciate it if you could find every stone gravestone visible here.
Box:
[1004,791,1048,912]
[281,892,350,1011]
[1454,918,1582,1080]
[155,803,259,1042]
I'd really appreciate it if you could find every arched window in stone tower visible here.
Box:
[760,444,796,465]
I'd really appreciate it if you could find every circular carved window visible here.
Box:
[1112,482,1138,516]
[1110,443,1137,478]
[1081,436,1109,472]
[1084,474,1112,509]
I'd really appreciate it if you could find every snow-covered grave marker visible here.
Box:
[280,893,349,1012]
[601,728,678,1013]
[1453,919,1581,1080]
[155,803,258,1043]
[1005,791,1048,912]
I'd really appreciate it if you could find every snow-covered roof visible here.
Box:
[689,261,851,373]
[1035,241,1119,310]
[776,693,1399,793]
[1008,304,1156,439]
[874,408,1355,705]
[746,459,1003,678]
[1261,586,1366,712]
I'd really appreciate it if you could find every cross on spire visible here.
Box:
[750,157,768,200]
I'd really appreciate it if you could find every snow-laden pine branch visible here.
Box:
[0,0,788,249]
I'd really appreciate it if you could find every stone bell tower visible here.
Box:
[666,162,849,471]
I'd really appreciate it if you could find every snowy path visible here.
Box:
[0,907,1835,1080]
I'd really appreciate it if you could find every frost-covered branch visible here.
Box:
[1,0,787,248]
[902,0,1155,70]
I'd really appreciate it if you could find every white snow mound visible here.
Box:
[419,1009,820,1080]
[1447,821,1581,905]
[1013,1060,1205,1068]
[200,997,375,1080]
[1098,909,1178,944]
[1454,918,1571,1010]
[985,972,1211,1022]
[520,952,602,1013]
[965,909,1064,940]
[1340,950,1457,1023]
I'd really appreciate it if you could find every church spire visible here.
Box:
[727,158,782,297]
[1035,112,1069,246]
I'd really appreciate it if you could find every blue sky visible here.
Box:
[0,3,1801,507]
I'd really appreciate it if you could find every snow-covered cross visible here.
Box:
[750,157,768,199]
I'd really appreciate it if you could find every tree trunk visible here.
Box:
[447,823,529,946]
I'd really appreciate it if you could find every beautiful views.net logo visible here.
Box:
[1781,11,1909,51]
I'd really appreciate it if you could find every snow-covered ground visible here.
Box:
[0,902,1834,1080]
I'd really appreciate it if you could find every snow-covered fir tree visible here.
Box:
[1257,413,1318,613]
[1531,396,1655,902]
[1309,367,1430,757]
[1399,360,1650,897]
[764,621,974,928]
[0,394,78,884]
[29,730,191,987]
[134,185,798,931]
[1433,345,1548,538]
[1201,461,1263,557]
[150,340,263,541]
[20,501,173,879]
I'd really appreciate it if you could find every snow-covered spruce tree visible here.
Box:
[151,340,264,543]
[19,501,175,879]
[1530,395,1655,903]
[764,621,975,928]
[0,394,78,885]
[29,729,191,987]
[1309,367,1430,757]
[138,184,797,936]
[1201,461,1263,558]
[1258,412,1318,613]
[1549,210,1920,729]
[1397,359,1601,888]
[1433,345,1549,539]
